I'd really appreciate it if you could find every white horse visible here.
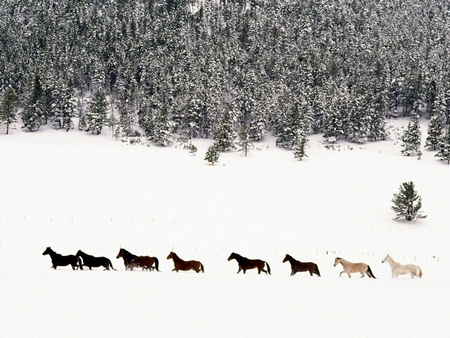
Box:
[333,257,376,278]
[382,255,422,279]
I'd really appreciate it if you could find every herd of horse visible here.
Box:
[42,247,423,279]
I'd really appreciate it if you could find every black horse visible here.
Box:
[227,252,271,275]
[76,250,116,270]
[42,247,81,270]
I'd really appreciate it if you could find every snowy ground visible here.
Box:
[1,119,449,337]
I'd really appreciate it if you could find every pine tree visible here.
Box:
[425,112,445,150]
[204,143,220,165]
[435,125,450,164]
[85,90,108,135]
[149,105,173,146]
[293,127,308,161]
[391,181,427,221]
[401,110,422,156]
[51,83,75,132]
[236,124,254,156]
[1,86,19,135]
[214,105,235,152]
[22,75,43,132]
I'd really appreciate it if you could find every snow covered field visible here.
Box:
[1,119,449,337]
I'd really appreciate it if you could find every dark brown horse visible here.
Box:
[116,248,160,271]
[76,250,116,270]
[42,247,81,270]
[282,254,321,277]
[227,252,271,275]
[167,251,204,273]
[116,248,138,270]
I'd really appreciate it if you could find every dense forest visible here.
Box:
[1,0,450,150]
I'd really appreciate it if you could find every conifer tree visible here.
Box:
[236,124,254,156]
[401,110,422,156]
[214,105,235,152]
[150,105,173,146]
[435,125,450,164]
[425,112,445,150]
[204,143,220,165]
[1,86,19,134]
[22,75,44,132]
[391,181,427,221]
[51,83,75,131]
[85,90,108,135]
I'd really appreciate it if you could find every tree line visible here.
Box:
[1,0,450,158]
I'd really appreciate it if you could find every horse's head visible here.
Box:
[282,254,290,263]
[42,247,52,255]
[167,252,174,260]
[227,252,236,261]
[76,250,83,257]
[333,257,341,266]
[116,248,124,259]
[382,255,390,264]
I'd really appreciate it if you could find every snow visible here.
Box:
[1,120,449,337]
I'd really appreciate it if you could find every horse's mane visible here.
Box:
[120,248,137,259]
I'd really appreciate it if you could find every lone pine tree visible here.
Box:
[391,181,427,221]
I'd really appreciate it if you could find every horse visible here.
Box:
[333,257,376,278]
[227,252,271,275]
[76,250,116,270]
[116,248,160,271]
[42,247,81,270]
[382,255,423,279]
[282,254,320,277]
[166,251,204,273]
[116,248,138,270]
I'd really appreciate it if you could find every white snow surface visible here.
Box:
[1,120,449,337]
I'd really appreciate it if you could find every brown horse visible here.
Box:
[116,248,160,271]
[167,251,204,273]
[334,257,376,278]
[76,250,116,270]
[283,254,321,277]
[43,247,81,270]
[227,252,271,275]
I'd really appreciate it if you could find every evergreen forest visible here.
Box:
[1,0,450,149]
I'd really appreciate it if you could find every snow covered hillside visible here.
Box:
[1,119,449,337]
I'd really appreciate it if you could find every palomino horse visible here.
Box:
[167,252,204,273]
[116,248,160,271]
[42,247,81,270]
[283,254,320,277]
[227,252,271,275]
[382,255,422,279]
[333,257,376,278]
[76,250,116,270]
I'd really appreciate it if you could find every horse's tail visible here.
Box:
[315,265,321,277]
[109,260,117,271]
[200,262,205,273]
[265,261,271,275]
[367,265,376,279]
[153,257,160,272]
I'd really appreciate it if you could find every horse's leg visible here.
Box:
[291,270,296,276]
[339,270,345,277]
